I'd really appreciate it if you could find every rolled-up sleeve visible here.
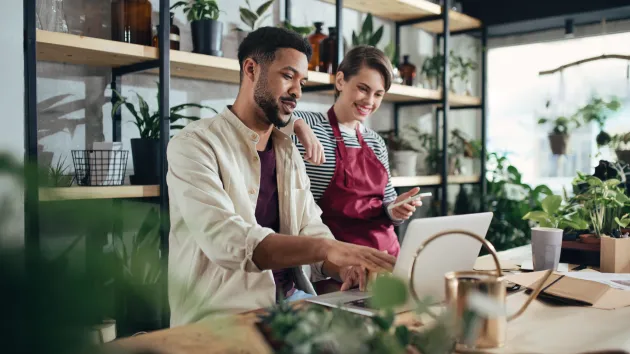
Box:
[167,135,274,272]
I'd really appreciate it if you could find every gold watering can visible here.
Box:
[407,229,554,351]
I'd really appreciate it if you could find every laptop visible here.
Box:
[306,212,494,316]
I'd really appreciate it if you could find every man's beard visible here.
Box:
[254,74,291,128]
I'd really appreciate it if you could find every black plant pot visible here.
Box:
[548,134,569,155]
[191,19,223,56]
[130,138,159,185]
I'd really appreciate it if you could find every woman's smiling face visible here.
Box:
[335,66,386,123]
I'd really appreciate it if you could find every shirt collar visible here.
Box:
[221,106,290,145]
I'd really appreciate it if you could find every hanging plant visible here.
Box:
[573,96,621,147]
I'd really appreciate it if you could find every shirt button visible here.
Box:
[249,188,256,195]
[251,133,257,141]
[253,156,259,162]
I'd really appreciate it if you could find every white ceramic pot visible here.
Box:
[393,150,417,176]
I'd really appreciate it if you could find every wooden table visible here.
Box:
[110,245,630,354]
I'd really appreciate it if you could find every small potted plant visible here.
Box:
[379,130,419,177]
[171,0,224,56]
[234,0,275,44]
[112,84,216,185]
[611,132,630,165]
[452,54,478,95]
[573,96,621,147]
[537,115,581,155]
[351,13,384,47]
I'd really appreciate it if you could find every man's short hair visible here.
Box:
[237,27,313,81]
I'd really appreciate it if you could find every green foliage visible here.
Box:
[258,273,492,354]
[522,194,589,230]
[351,13,384,47]
[112,83,216,139]
[236,0,275,32]
[383,41,398,67]
[279,20,314,36]
[610,132,630,150]
[40,155,73,187]
[421,51,476,89]
[111,208,161,284]
[171,0,221,22]
[574,96,621,147]
[572,173,630,237]
[537,115,582,136]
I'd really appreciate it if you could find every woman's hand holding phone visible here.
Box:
[388,187,430,221]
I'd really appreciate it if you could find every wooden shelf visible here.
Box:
[39,185,159,201]
[319,0,481,33]
[36,30,331,86]
[391,175,480,187]
[36,30,481,105]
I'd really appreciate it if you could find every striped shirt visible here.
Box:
[291,111,399,218]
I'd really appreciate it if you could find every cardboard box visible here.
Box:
[601,236,630,273]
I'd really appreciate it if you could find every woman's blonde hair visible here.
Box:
[335,45,393,98]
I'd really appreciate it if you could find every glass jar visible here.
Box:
[319,27,339,74]
[398,55,417,86]
[152,12,180,50]
[111,0,152,46]
[308,22,327,71]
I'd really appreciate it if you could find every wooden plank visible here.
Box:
[318,0,481,32]
[391,175,479,187]
[385,84,441,102]
[414,11,482,33]
[39,185,159,201]
[449,93,482,106]
[36,29,156,67]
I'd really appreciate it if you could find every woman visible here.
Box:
[292,45,422,257]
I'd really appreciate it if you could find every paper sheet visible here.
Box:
[520,260,569,272]
[558,272,630,291]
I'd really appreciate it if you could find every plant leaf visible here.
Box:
[240,8,258,27]
[256,0,275,16]
[369,26,384,47]
[369,274,407,309]
[362,13,373,37]
[542,195,562,215]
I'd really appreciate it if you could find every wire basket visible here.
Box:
[71,150,129,186]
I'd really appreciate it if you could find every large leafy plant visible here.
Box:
[236,0,275,32]
[572,173,630,237]
[351,13,384,47]
[574,96,621,146]
[522,194,589,230]
[171,0,221,22]
[112,85,216,139]
[259,273,492,354]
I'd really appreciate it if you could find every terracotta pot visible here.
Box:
[548,134,569,155]
[579,233,601,245]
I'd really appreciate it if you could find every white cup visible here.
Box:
[531,227,563,271]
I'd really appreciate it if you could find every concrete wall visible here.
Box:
[0,0,25,250]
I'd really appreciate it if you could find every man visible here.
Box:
[166,27,396,326]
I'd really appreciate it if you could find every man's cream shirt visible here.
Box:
[166,107,333,326]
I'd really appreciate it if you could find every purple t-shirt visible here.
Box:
[255,138,296,300]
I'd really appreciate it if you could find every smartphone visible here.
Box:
[388,192,432,209]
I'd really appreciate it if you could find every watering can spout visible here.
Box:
[507,269,554,321]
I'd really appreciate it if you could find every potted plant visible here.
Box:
[611,132,630,165]
[235,0,275,44]
[379,130,419,177]
[573,96,621,147]
[112,85,216,185]
[420,51,458,91]
[452,54,478,95]
[523,194,589,231]
[171,0,224,56]
[351,13,384,47]
[537,115,581,155]
[572,173,630,243]
[40,155,73,187]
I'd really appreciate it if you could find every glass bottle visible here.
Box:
[152,12,180,50]
[319,27,339,74]
[308,22,327,71]
[111,0,152,46]
[398,55,417,86]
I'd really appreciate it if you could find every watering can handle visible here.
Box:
[507,268,554,321]
[408,229,503,303]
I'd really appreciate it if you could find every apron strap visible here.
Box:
[326,107,348,162]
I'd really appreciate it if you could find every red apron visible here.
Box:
[318,107,400,256]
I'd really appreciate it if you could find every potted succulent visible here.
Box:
[235,0,275,44]
[112,85,216,185]
[171,0,224,56]
[537,115,581,155]
[611,132,630,165]
[573,96,621,147]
